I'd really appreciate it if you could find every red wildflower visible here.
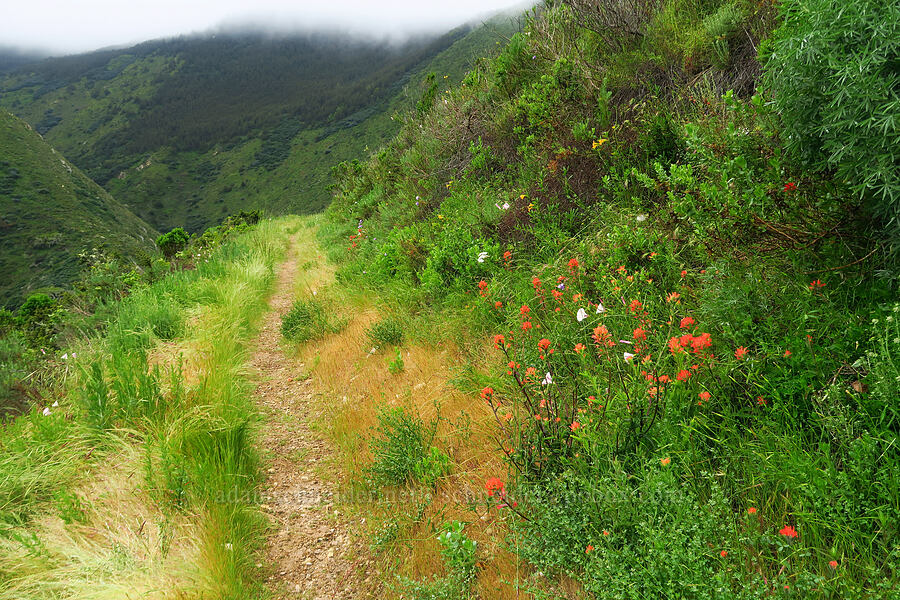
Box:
[783,181,797,192]
[680,270,687,278]
[698,391,711,402]
[809,279,825,290]
[532,277,542,289]
[734,346,749,360]
[679,333,693,348]
[691,332,712,353]
[676,369,691,382]
[633,328,647,341]
[660,457,671,466]
[574,343,586,354]
[747,507,757,514]
[568,258,580,272]
[538,338,551,351]
[521,321,533,332]
[783,349,792,357]
[503,250,512,262]
[603,530,610,536]
[779,525,798,539]
[666,292,681,303]
[592,324,615,348]
[720,550,728,558]
[756,396,767,406]
[570,421,581,432]
[485,477,505,497]
[680,316,696,329]
[585,545,594,553]
[520,304,531,316]
[829,560,838,569]
[629,299,643,313]
[478,280,488,292]
[668,336,684,355]
[493,334,506,348]
[480,387,494,401]
[494,301,503,310]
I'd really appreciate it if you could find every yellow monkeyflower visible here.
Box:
[592,138,608,149]
[527,203,536,212]
[438,214,444,219]
[519,194,527,200]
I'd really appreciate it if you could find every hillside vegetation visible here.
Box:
[0,19,521,232]
[0,0,897,598]
[0,110,157,307]
[317,0,899,596]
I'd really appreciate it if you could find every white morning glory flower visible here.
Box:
[477,252,489,263]
[623,353,635,363]
[576,308,587,322]
[596,302,606,313]
[542,372,553,385]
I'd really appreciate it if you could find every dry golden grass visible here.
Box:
[0,440,205,600]
[278,239,564,597]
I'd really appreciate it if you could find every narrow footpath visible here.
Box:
[249,232,371,599]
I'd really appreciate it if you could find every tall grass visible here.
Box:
[0,217,298,598]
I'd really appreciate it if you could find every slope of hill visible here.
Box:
[0,18,522,232]
[0,110,157,307]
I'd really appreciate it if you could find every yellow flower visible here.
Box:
[519,194,527,200]
[592,138,608,149]
[438,214,444,219]
[527,203,535,212]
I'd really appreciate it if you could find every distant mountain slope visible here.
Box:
[0,17,522,232]
[0,110,157,307]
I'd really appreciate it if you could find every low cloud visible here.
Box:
[1,0,532,55]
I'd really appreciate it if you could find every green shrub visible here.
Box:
[763,0,899,237]
[156,227,190,259]
[281,298,331,343]
[367,317,404,348]
[17,293,59,348]
[395,521,477,599]
[437,521,478,581]
[387,348,405,374]
[368,405,441,487]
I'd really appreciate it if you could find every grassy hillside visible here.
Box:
[316,0,899,597]
[0,110,157,307]
[0,18,521,232]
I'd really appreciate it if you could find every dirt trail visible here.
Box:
[250,233,370,599]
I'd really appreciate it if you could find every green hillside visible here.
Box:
[0,18,521,233]
[0,110,157,307]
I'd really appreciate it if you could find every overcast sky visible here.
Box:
[1,0,531,55]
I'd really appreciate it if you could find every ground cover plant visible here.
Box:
[321,0,899,596]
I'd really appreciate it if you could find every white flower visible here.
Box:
[224,543,233,551]
[596,302,606,314]
[623,352,635,363]
[576,308,587,322]
[477,251,489,263]
[636,214,648,222]
[619,340,633,345]
[51,401,59,408]
[502,202,510,210]
[542,372,553,385]
[61,353,68,360]
[71,352,76,359]
[42,407,51,416]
